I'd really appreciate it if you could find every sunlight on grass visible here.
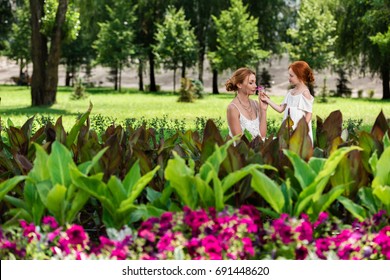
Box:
[0,85,389,132]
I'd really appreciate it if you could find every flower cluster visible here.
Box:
[1,208,390,260]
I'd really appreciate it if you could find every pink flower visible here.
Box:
[202,235,222,258]
[242,237,255,256]
[295,221,313,242]
[157,232,174,252]
[66,225,88,247]
[138,229,156,242]
[42,216,59,229]
[295,245,308,260]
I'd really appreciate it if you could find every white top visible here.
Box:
[282,90,314,144]
[228,102,261,139]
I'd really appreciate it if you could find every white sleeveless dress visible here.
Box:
[228,102,261,139]
[282,90,314,144]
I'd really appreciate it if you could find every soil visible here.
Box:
[0,55,383,98]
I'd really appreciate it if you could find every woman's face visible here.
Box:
[288,68,300,86]
[239,73,257,95]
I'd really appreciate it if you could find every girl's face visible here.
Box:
[288,68,300,87]
[239,73,257,95]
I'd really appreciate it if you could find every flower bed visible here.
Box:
[1,206,389,260]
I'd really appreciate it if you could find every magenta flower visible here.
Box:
[138,229,156,242]
[295,245,308,260]
[314,212,329,228]
[295,221,313,242]
[42,216,59,229]
[157,232,174,252]
[242,237,255,256]
[66,225,88,247]
[202,235,222,258]
[20,220,40,242]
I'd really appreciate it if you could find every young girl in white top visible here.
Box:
[226,67,269,141]
[263,61,315,145]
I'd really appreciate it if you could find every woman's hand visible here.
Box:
[257,87,269,110]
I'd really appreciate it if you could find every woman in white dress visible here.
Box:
[262,61,315,145]
[226,68,269,142]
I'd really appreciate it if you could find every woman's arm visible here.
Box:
[227,103,242,136]
[258,95,268,138]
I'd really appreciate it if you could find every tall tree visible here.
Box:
[29,0,79,106]
[135,0,174,92]
[4,0,31,77]
[93,0,136,91]
[0,0,14,51]
[179,0,228,84]
[284,0,337,72]
[336,0,390,100]
[153,6,198,92]
[208,0,269,92]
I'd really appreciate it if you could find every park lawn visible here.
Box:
[0,85,389,133]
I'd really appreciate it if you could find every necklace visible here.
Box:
[237,95,252,113]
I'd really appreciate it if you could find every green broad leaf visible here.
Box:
[66,102,93,148]
[198,139,235,183]
[0,176,26,201]
[294,193,314,217]
[358,187,379,214]
[66,188,90,223]
[213,174,224,211]
[373,185,390,207]
[281,180,292,215]
[146,187,162,203]
[165,152,198,209]
[107,176,126,205]
[256,207,280,219]
[384,132,390,150]
[194,175,215,209]
[77,146,109,175]
[337,196,367,222]
[2,208,33,228]
[308,157,326,174]
[283,149,316,190]
[119,166,160,212]
[221,164,277,193]
[368,151,379,176]
[312,146,362,201]
[312,184,346,217]
[23,181,45,225]
[48,141,76,186]
[250,169,284,214]
[46,184,67,223]
[31,144,50,181]
[372,146,390,188]
[4,195,27,210]
[122,160,141,196]
[35,180,53,206]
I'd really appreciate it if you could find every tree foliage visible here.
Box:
[208,0,269,72]
[93,0,137,91]
[3,0,31,75]
[284,0,337,71]
[334,0,390,99]
[153,6,198,92]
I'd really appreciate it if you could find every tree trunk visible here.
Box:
[382,66,390,100]
[181,61,186,78]
[30,0,47,106]
[138,59,144,91]
[118,62,122,92]
[45,0,68,105]
[29,0,68,106]
[212,69,219,94]
[65,69,71,87]
[198,48,205,83]
[148,50,157,92]
[173,68,176,93]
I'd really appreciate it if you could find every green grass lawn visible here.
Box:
[1,85,389,134]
